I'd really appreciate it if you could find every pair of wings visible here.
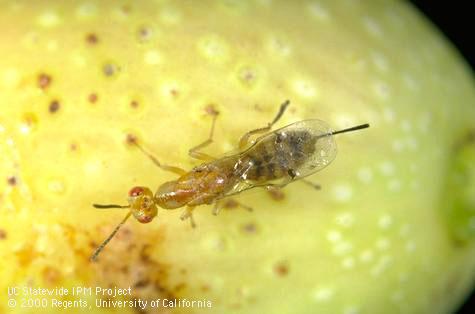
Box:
[217,119,338,199]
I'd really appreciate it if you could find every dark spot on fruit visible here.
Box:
[268,188,285,201]
[49,100,60,113]
[7,176,16,186]
[103,63,120,77]
[201,284,210,292]
[130,100,139,108]
[37,73,52,89]
[0,229,7,240]
[273,261,289,277]
[70,143,78,151]
[86,33,98,44]
[126,133,137,145]
[242,223,257,233]
[134,279,150,288]
[88,93,98,103]
[170,89,179,97]
[205,104,219,116]
[137,26,152,42]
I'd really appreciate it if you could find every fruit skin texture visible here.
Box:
[0,1,474,314]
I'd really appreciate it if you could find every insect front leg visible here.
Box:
[128,136,187,176]
[180,206,197,228]
[188,109,219,161]
[238,100,290,149]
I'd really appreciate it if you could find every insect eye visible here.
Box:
[128,186,144,197]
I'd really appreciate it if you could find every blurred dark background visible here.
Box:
[409,2,474,314]
[410,1,474,71]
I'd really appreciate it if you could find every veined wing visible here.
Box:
[218,119,338,199]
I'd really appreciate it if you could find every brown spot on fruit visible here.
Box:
[37,73,52,89]
[170,89,179,97]
[88,93,98,103]
[7,176,17,186]
[49,100,60,113]
[103,63,120,77]
[126,133,137,145]
[0,229,7,239]
[205,104,219,116]
[130,100,139,108]
[273,261,289,277]
[86,33,98,44]
[242,222,257,233]
[137,26,152,42]
[134,279,150,288]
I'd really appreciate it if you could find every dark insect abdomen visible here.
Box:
[240,130,317,182]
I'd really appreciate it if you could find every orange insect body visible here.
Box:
[91,100,369,261]
[155,160,232,209]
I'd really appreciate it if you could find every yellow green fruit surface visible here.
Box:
[1,1,475,314]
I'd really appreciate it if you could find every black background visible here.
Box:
[409,1,474,314]
[409,1,474,70]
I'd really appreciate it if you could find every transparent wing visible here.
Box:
[219,119,337,198]
[279,119,338,178]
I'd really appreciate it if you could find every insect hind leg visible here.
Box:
[239,100,290,149]
[188,109,219,161]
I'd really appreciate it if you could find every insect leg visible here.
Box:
[239,100,290,149]
[222,199,253,212]
[301,179,321,190]
[130,138,187,176]
[188,111,219,161]
[264,182,289,190]
[180,206,197,228]
[212,201,221,215]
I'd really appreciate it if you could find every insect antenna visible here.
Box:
[332,123,370,135]
[317,123,370,140]
[270,100,290,125]
[93,204,129,209]
[90,211,132,261]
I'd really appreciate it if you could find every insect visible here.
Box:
[90,100,369,260]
